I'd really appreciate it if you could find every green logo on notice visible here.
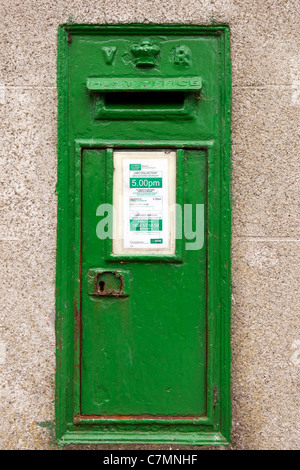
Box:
[130,164,141,171]
[150,238,163,244]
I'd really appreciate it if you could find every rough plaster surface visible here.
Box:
[0,0,299,450]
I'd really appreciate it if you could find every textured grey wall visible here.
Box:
[0,0,299,450]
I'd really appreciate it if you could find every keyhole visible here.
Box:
[99,280,105,292]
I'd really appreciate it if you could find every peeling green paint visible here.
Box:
[37,421,57,448]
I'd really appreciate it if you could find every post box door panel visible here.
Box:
[81,148,207,416]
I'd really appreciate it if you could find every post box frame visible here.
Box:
[56,24,231,446]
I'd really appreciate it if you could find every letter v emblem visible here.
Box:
[102,46,117,65]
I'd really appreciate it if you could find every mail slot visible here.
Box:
[56,24,231,446]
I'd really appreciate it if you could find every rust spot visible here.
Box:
[213,385,218,408]
[74,300,80,337]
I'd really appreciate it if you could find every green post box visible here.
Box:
[56,24,231,445]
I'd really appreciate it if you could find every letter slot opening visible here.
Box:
[105,91,185,109]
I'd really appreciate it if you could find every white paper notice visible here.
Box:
[123,158,168,249]
[112,150,176,255]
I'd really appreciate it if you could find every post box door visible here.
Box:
[80,148,206,416]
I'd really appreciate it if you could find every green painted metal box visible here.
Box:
[56,24,231,446]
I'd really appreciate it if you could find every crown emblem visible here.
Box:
[131,40,160,68]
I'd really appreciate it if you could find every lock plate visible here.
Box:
[87,269,130,297]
